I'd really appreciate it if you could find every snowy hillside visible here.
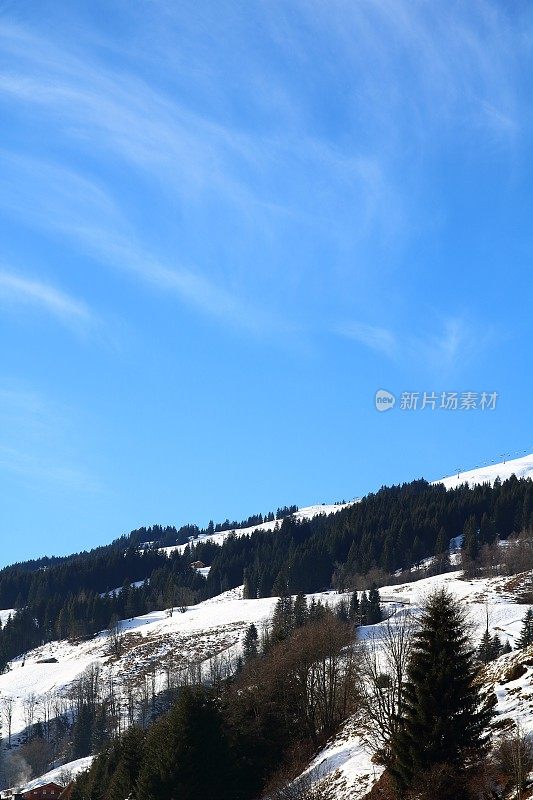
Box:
[160,501,357,556]
[0,586,341,748]
[3,452,533,795]
[436,451,533,490]
[5,567,533,798]
[290,569,533,799]
[157,453,533,560]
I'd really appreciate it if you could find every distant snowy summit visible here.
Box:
[437,452,533,490]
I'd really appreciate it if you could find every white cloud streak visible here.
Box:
[0,269,93,328]
[0,151,294,337]
[336,315,493,374]
[335,321,398,358]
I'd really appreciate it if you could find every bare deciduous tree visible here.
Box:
[2,695,15,748]
[494,723,533,800]
[359,608,416,762]
[22,693,38,743]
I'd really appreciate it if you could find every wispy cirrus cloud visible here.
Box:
[284,0,523,145]
[335,315,494,374]
[0,5,526,349]
[334,321,398,358]
[0,269,94,330]
[0,19,406,294]
[0,151,294,337]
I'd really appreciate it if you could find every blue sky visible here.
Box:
[0,0,532,566]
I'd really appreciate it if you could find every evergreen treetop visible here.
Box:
[517,608,533,649]
[390,589,492,791]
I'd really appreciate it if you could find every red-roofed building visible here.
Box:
[23,783,64,800]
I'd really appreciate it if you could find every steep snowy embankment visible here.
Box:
[293,570,533,800]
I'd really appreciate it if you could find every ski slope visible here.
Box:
[436,452,533,490]
[158,453,533,558]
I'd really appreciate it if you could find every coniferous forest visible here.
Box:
[0,475,532,671]
[0,475,532,798]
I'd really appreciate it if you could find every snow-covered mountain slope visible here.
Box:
[159,501,357,556]
[290,569,533,800]
[159,453,533,559]
[0,586,340,747]
[436,452,533,490]
[4,453,533,795]
[5,568,533,797]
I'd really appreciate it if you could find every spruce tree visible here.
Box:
[360,592,369,625]
[390,589,492,791]
[434,526,448,557]
[271,587,294,641]
[490,634,502,660]
[368,585,382,624]
[243,623,258,661]
[349,591,360,624]
[137,688,234,800]
[463,515,479,562]
[293,592,308,627]
[477,628,493,665]
[516,608,533,648]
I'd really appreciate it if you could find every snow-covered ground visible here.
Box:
[160,501,357,556]
[21,756,94,791]
[0,609,15,626]
[292,569,533,800]
[5,568,533,799]
[436,451,533,490]
[5,451,533,795]
[0,586,343,750]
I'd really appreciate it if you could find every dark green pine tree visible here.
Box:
[72,703,95,759]
[107,725,145,800]
[463,515,479,562]
[293,591,308,628]
[490,634,502,660]
[360,592,369,625]
[271,585,294,641]
[501,639,512,655]
[242,568,254,600]
[479,513,496,546]
[390,589,492,791]
[410,536,423,568]
[335,599,349,622]
[516,608,533,648]
[349,591,360,624]
[137,688,234,800]
[434,526,448,557]
[243,623,258,661]
[367,585,382,624]
[477,628,493,664]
